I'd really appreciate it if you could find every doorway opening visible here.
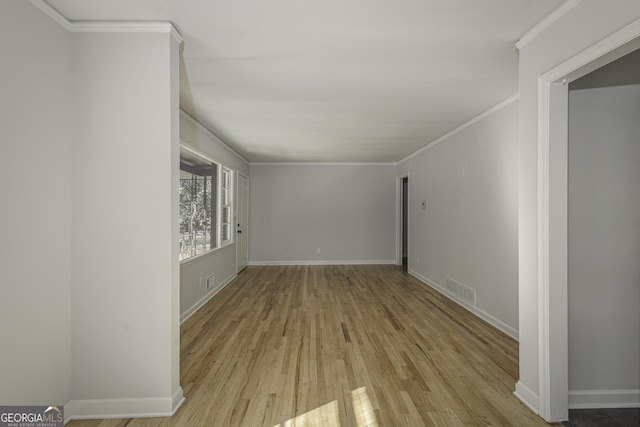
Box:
[402,177,408,269]
[536,20,640,422]
[396,175,409,269]
[564,47,640,426]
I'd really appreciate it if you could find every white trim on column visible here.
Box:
[536,17,640,423]
[30,0,183,43]
[64,388,184,424]
[515,381,540,414]
[537,76,553,421]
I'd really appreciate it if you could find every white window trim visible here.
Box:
[220,166,234,247]
[179,141,235,262]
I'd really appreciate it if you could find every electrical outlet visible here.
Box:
[199,277,203,288]
[316,248,321,254]
[206,274,215,291]
[417,257,420,265]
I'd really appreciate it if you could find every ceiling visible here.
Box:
[46,0,564,163]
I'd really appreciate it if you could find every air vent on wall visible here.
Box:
[445,277,476,306]
[206,274,215,291]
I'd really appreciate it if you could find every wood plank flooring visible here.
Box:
[68,265,557,426]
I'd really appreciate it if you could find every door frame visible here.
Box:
[396,173,410,265]
[536,18,640,422]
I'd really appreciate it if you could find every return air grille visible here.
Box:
[445,277,476,306]
[206,273,215,291]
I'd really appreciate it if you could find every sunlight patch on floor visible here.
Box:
[351,387,378,427]
[273,387,379,427]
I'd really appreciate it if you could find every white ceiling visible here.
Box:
[46,0,563,163]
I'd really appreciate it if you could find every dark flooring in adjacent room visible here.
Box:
[563,408,640,427]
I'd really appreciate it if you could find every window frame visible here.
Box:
[179,143,235,264]
[220,167,234,246]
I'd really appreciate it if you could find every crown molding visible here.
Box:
[180,109,249,165]
[254,92,520,167]
[515,0,581,50]
[250,162,396,166]
[30,0,183,43]
[71,21,183,43]
[541,18,640,84]
[30,0,71,30]
[397,92,519,165]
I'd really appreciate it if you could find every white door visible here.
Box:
[236,173,249,272]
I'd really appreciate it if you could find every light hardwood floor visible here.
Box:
[68,265,557,426]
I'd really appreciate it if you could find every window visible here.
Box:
[179,146,234,262]
[221,168,233,243]
[179,149,217,261]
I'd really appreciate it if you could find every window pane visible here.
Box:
[221,168,232,243]
[222,206,229,224]
[179,149,218,261]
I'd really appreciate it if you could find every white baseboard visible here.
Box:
[180,274,237,324]
[569,389,640,409]
[515,380,540,415]
[248,260,396,266]
[172,387,185,414]
[64,387,184,424]
[408,269,519,341]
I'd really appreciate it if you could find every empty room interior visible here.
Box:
[1,0,639,426]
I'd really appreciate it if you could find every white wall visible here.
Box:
[397,98,519,338]
[181,112,250,175]
[0,3,182,414]
[0,0,72,405]
[517,0,640,415]
[179,112,250,321]
[69,30,182,415]
[568,84,640,396]
[249,164,396,264]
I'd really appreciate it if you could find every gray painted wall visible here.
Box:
[1,1,183,414]
[568,84,640,393]
[70,30,181,410]
[398,99,519,337]
[179,113,250,320]
[249,164,396,263]
[0,0,72,405]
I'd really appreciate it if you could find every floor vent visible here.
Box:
[206,274,215,291]
[445,277,476,306]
